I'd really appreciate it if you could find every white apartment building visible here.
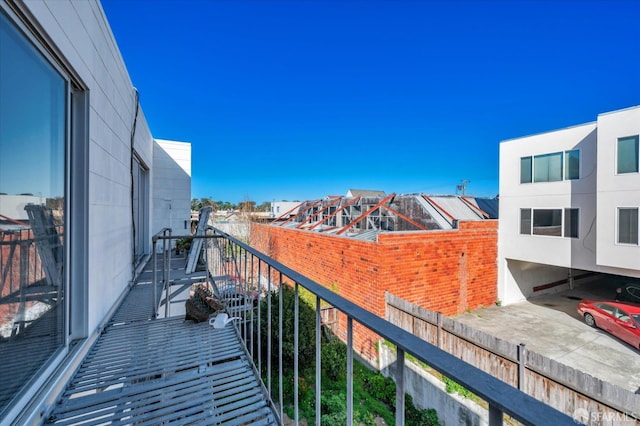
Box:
[0,1,190,422]
[498,105,640,305]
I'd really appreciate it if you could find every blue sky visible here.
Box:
[102,0,640,204]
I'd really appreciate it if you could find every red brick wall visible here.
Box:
[250,220,498,361]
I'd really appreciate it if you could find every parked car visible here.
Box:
[615,282,640,304]
[577,300,640,349]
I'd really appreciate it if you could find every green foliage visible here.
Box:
[257,285,317,375]
[443,376,476,399]
[363,374,396,405]
[321,341,346,381]
[406,394,439,426]
[320,392,376,426]
[254,290,439,425]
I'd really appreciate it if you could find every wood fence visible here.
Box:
[386,292,639,423]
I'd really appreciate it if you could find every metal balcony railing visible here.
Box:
[152,227,576,426]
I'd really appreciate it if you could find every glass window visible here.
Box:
[617,136,639,174]
[520,156,532,184]
[0,10,67,415]
[596,303,616,315]
[618,208,639,245]
[132,157,148,266]
[520,209,531,235]
[565,150,580,180]
[532,209,562,236]
[534,152,563,182]
[564,208,579,238]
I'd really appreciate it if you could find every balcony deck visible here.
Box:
[45,254,278,425]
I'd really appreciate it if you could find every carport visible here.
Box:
[457,276,640,394]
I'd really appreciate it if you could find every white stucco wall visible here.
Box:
[596,106,640,272]
[22,0,154,331]
[152,139,192,241]
[271,201,300,218]
[499,106,640,304]
[498,123,598,303]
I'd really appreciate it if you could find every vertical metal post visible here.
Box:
[205,233,209,289]
[250,255,255,358]
[165,235,172,318]
[152,237,157,319]
[518,343,526,391]
[294,282,299,425]
[243,249,248,341]
[488,404,503,426]
[162,235,167,317]
[278,272,283,422]
[315,295,322,426]
[437,312,443,348]
[267,265,272,396]
[257,261,262,373]
[347,317,353,426]
[396,348,405,425]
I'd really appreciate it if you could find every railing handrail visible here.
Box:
[210,227,575,425]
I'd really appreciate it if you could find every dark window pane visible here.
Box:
[520,209,531,234]
[564,208,579,238]
[617,136,639,174]
[565,150,580,180]
[618,208,639,244]
[532,209,562,236]
[520,156,532,183]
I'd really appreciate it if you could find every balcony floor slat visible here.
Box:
[46,256,277,425]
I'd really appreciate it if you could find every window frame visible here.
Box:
[519,208,532,235]
[519,207,580,239]
[616,135,639,175]
[520,156,532,184]
[521,150,580,184]
[0,3,89,421]
[533,152,563,183]
[564,149,580,180]
[617,207,639,245]
[532,208,563,237]
[563,208,579,238]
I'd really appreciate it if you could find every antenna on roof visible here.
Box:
[456,180,470,196]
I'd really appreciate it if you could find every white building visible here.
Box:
[271,201,300,218]
[0,1,190,422]
[498,105,640,305]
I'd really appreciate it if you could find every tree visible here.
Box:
[239,200,256,212]
[191,197,217,211]
[256,201,271,212]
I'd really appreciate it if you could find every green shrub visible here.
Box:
[321,340,346,382]
[363,374,395,405]
[256,285,317,374]
[443,376,476,399]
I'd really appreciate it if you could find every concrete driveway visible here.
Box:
[455,277,640,394]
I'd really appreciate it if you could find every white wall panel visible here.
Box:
[23,0,155,332]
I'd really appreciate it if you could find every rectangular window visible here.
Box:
[618,208,639,244]
[534,152,563,182]
[532,209,562,236]
[0,9,69,416]
[564,208,579,238]
[520,156,532,183]
[564,150,580,180]
[520,209,531,234]
[132,156,148,266]
[617,136,639,174]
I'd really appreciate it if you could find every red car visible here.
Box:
[577,300,640,349]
